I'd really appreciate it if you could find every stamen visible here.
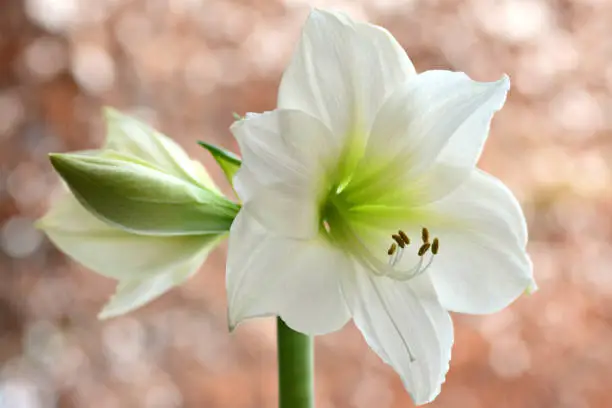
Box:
[382,227,440,280]
[332,221,439,285]
[431,238,439,255]
[421,227,430,244]
[335,222,403,277]
[391,234,405,248]
[392,246,404,266]
[418,242,431,257]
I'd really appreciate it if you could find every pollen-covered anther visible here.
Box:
[431,237,439,255]
[418,242,431,257]
[387,243,397,256]
[421,227,430,244]
[392,234,405,248]
[398,230,410,245]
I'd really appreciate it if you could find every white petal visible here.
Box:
[38,193,217,280]
[231,109,339,239]
[410,72,509,175]
[226,211,351,335]
[98,246,212,319]
[104,108,218,191]
[342,269,453,405]
[278,9,415,140]
[426,170,533,314]
[347,72,509,205]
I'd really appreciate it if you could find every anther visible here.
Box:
[421,227,430,244]
[387,243,397,256]
[431,238,439,255]
[398,230,410,245]
[392,234,405,248]
[418,242,431,257]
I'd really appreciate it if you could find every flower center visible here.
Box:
[320,194,440,281]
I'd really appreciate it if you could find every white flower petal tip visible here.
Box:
[226,306,244,333]
[226,311,268,333]
[524,280,539,295]
[495,73,511,89]
[227,319,237,333]
[490,73,511,108]
[229,112,261,133]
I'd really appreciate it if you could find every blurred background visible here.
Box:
[1,0,611,407]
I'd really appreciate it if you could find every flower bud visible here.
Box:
[49,152,238,236]
[38,108,239,319]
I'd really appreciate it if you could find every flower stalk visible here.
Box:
[277,317,314,408]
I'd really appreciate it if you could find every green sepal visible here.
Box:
[197,141,241,187]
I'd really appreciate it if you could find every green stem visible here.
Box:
[277,317,314,408]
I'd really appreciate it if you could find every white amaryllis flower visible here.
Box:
[227,9,535,404]
[38,109,236,318]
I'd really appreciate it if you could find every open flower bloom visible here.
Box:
[38,109,235,318]
[227,9,535,404]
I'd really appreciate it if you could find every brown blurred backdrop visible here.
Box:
[1,0,611,407]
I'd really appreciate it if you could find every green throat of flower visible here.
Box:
[319,180,441,281]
